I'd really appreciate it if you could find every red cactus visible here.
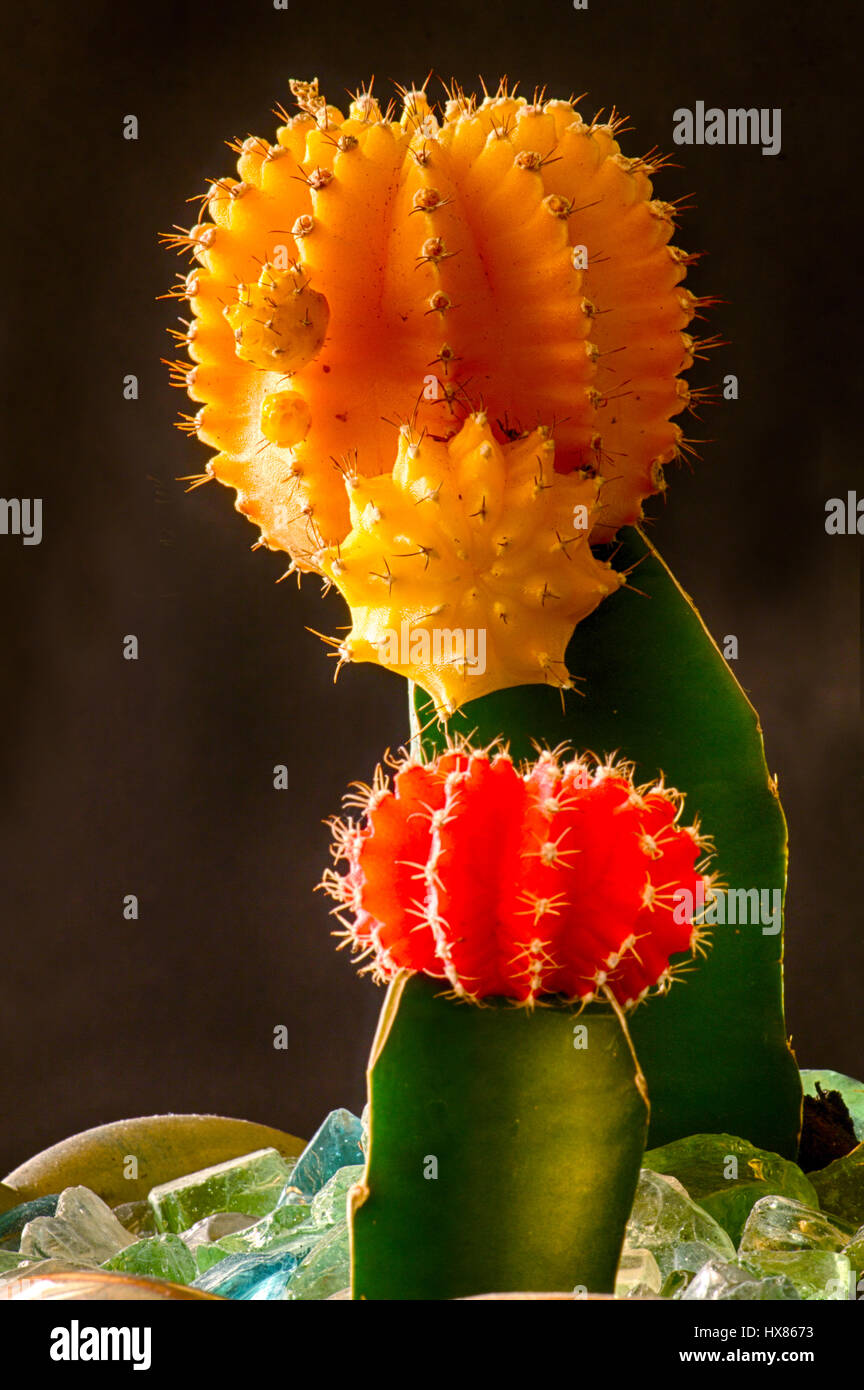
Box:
[322,743,712,1007]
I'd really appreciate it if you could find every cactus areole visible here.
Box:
[169,77,707,711]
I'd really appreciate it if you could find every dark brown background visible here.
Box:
[1,0,861,1174]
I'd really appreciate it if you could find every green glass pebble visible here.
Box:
[739,1250,853,1300]
[282,1221,350,1301]
[180,1212,255,1255]
[844,1226,864,1279]
[659,1269,691,1299]
[623,1170,735,1279]
[104,1234,197,1285]
[310,1165,364,1228]
[800,1070,864,1141]
[739,1194,854,1255]
[643,1133,818,1245]
[196,1166,366,1282]
[196,1242,239,1276]
[681,1258,800,1301]
[148,1148,295,1233]
[196,1201,314,1272]
[20,1187,135,1267]
[672,1239,734,1277]
[615,1248,662,1299]
[808,1143,864,1228]
[111,1201,158,1238]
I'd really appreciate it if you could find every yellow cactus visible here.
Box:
[318,413,622,713]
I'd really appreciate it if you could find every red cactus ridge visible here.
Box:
[322,743,713,1008]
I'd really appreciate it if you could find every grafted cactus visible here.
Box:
[168,75,802,1252]
[168,78,709,708]
[323,741,711,1298]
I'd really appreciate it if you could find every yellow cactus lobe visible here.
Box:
[260,390,312,447]
[315,415,624,715]
[171,79,701,571]
[224,266,329,373]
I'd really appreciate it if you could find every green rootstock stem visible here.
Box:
[351,973,648,1299]
[410,527,802,1159]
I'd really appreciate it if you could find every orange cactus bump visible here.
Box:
[317,413,623,713]
[322,742,713,1008]
[168,77,708,708]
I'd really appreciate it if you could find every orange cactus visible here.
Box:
[170,78,701,559]
[168,77,708,709]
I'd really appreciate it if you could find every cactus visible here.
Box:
[323,741,711,1005]
[316,414,623,712]
[323,742,710,1297]
[350,974,649,1299]
[169,74,803,1290]
[168,78,709,712]
[412,527,803,1156]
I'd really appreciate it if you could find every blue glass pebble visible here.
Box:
[0,1196,60,1250]
[281,1109,364,1200]
[191,1249,299,1300]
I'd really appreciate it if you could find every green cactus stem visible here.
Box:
[350,972,649,1299]
[411,526,802,1158]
